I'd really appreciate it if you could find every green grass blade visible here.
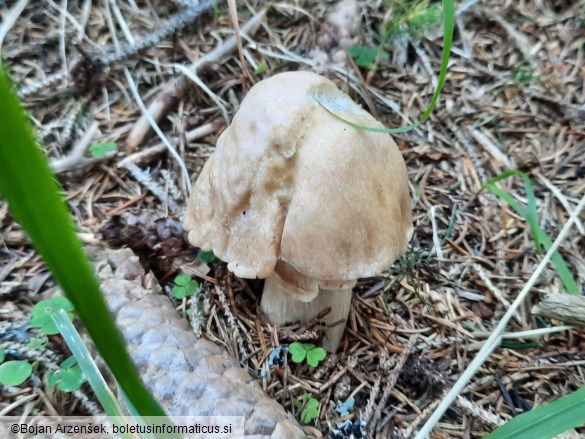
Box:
[520,172,543,251]
[312,0,455,134]
[486,171,541,250]
[483,171,578,294]
[484,182,528,218]
[418,0,455,124]
[441,204,458,244]
[119,390,156,439]
[51,310,125,418]
[52,310,158,439]
[485,385,585,439]
[531,226,579,294]
[0,67,166,416]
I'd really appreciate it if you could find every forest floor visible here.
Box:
[1,0,584,437]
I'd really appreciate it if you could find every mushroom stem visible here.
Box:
[261,278,355,352]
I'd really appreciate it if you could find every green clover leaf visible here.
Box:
[300,398,320,424]
[172,286,187,299]
[172,274,199,299]
[61,356,77,369]
[48,356,86,392]
[289,343,326,367]
[289,342,308,364]
[30,296,74,335]
[306,346,326,368]
[49,367,85,392]
[175,274,192,286]
[0,360,33,386]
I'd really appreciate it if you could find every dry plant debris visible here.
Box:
[1,0,584,437]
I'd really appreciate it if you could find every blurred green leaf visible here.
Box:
[90,141,117,158]
[61,355,77,369]
[513,65,537,84]
[255,62,267,74]
[486,385,585,439]
[0,360,32,386]
[172,274,199,299]
[175,274,192,287]
[198,250,216,263]
[49,362,85,392]
[172,286,187,299]
[347,46,387,68]
[0,66,165,416]
[500,340,540,351]
[385,0,442,39]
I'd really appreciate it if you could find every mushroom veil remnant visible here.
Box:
[184,71,412,352]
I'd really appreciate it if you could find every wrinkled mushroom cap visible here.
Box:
[184,71,412,299]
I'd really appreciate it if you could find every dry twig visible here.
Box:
[368,336,417,435]
[126,9,266,151]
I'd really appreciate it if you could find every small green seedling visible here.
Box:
[348,46,389,69]
[171,274,199,299]
[197,250,216,263]
[512,64,537,84]
[289,342,327,368]
[255,62,267,74]
[0,358,33,386]
[48,356,86,392]
[301,398,319,424]
[295,393,320,424]
[90,142,117,158]
[385,0,442,39]
[348,0,442,70]
[30,296,74,335]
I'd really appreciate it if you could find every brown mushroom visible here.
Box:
[184,71,412,352]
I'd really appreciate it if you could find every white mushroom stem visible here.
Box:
[261,277,356,353]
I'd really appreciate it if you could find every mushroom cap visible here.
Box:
[184,71,412,299]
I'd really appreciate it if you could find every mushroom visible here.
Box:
[184,71,412,352]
